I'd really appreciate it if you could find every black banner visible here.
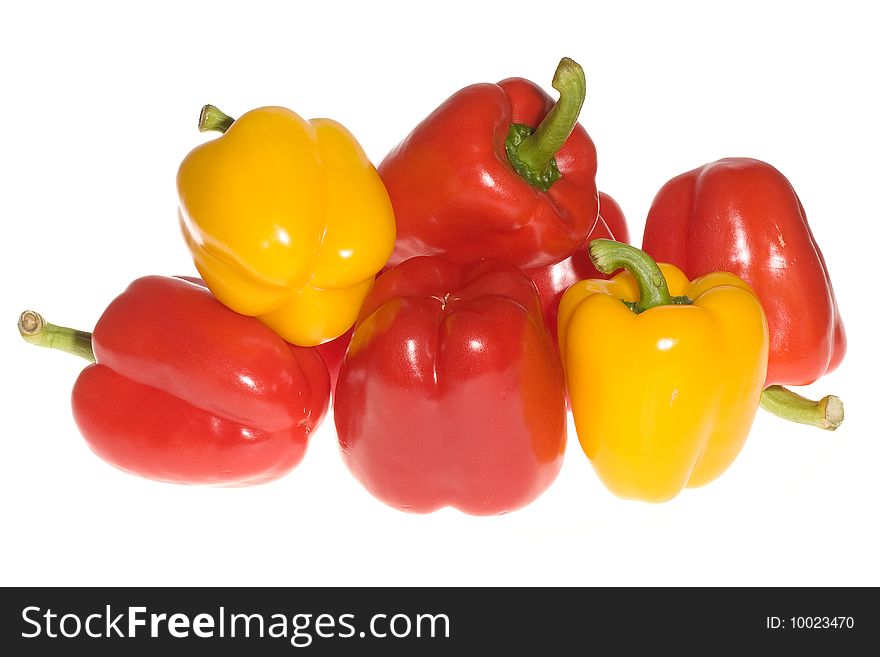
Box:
[0,587,873,654]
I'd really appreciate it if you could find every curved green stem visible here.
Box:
[589,239,691,313]
[505,57,586,191]
[199,104,235,133]
[760,385,844,431]
[18,311,95,363]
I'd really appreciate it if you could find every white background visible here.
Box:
[2,0,877,586]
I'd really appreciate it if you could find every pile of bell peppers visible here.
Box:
[19,57,846,510]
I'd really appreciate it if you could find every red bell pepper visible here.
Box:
[643,158,845,385]
[379,57,599,270]
[528,191,629,343]
[18,276,330,485]
[642,158,845,428]
[333,257,567,515]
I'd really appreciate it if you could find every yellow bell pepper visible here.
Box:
[177,104,396,346]
[558,239,769,502]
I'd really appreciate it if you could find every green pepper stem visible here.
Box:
[589,239,688,313]
[505,57,586,191]
[199,104,235,134]
[18,311,95,363]
[760,385,844,431]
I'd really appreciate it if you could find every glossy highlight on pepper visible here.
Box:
[178,104,396,346]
